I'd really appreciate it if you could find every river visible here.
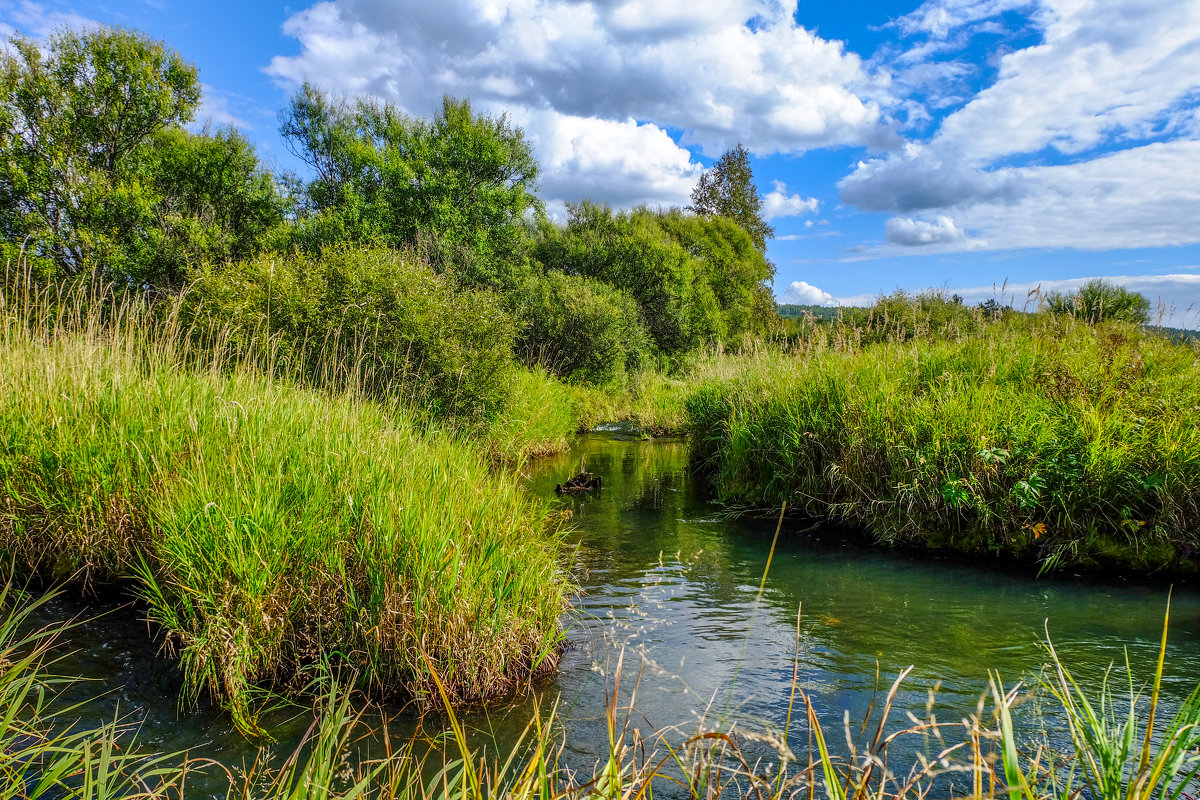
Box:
[28,431,1200,795]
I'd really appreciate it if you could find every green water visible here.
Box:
[30,432,1200,793]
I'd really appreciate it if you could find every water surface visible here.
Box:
[33,432,1200,792]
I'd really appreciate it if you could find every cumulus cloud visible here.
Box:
[884,214,976,247]
[762,180,819,220]
[844,0,1200,254]
[919,141,1200,252]
[840,144,1026,213]
[781,280,837,305]
[933,0,1200,163]
[265,0,895,210]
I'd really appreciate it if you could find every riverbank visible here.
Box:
[684,313,1200,574]
[0,279,570,733]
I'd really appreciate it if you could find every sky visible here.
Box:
[4,0,1200,326]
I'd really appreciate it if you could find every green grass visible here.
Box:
[0,274,570,733]
[685,313,1200,573]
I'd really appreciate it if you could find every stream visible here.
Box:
[28,431,1200,794]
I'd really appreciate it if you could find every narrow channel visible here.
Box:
[30,431,1200,795]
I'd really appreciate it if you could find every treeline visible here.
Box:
[1,26,776,427]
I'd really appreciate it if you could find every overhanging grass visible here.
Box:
[0,277,570,732]
[686,316,1200,573]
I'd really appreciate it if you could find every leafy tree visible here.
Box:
[655,210,776,336]
[516,271,650,385]
[280,84,540,289]
[686,144,774,253]
[1046,279,1151,325]
[534,202,719,359]
[0,26,201,279]
[136,127,287,286]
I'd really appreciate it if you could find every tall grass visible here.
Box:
[0,269,570,733]
[686,311,1200,573]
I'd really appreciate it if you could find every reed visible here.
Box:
[685,310,1200,573]
[0,269,570,733]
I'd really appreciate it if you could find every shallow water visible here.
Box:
[30,432,1200,794]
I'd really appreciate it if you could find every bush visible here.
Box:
[655,210,776,338]
[516,271,650,385]
[186,246,518,423]
[1046,279,1151,324]
[533,203,720,359]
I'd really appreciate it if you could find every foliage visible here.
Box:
[0,273,568,733]
[515,270,650,385]
[534,202,739,360]
[656,209,777,337]
[1046,279,1151,325]
[139,126,288,284]
[280,85,540,289]
[685,314,1200,573]
[687,143,774,253]
[186,246,519,424]
[0,26,284,286]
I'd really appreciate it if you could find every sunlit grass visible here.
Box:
[685,312,1200,572]
[0,271,570,732]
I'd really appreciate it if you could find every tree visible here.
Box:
[0,26,202,279]
[655,210,776,336]
[280,85,541,289]
[534,202,722,359]
[686,144,774,254]
[141,127,288,286]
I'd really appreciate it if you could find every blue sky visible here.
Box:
[4,0,1200,325]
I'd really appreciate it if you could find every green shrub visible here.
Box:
[533,202,718,360]
[186,246,518,423]
[1046,279,1151,324]
[516,271,650,385]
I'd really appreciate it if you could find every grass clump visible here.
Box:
[686,313,1200,573]
[0,274,569,732]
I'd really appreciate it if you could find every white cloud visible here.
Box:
[266,0,895,210]
[0,1,99,41]
[514,109,705,210]
[192,84,253,131]
[843,0,1200,255]
[932,0,1200,164]
[762,180,819,220]
[882,141,1200,253]
[892,0,1036,40]
[884,214,978,248]
[781,280,837,305]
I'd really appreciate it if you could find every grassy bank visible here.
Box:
[686,313,1200,573]
[0,277,569,732]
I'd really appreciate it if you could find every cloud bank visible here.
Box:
[265,0,894,209]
